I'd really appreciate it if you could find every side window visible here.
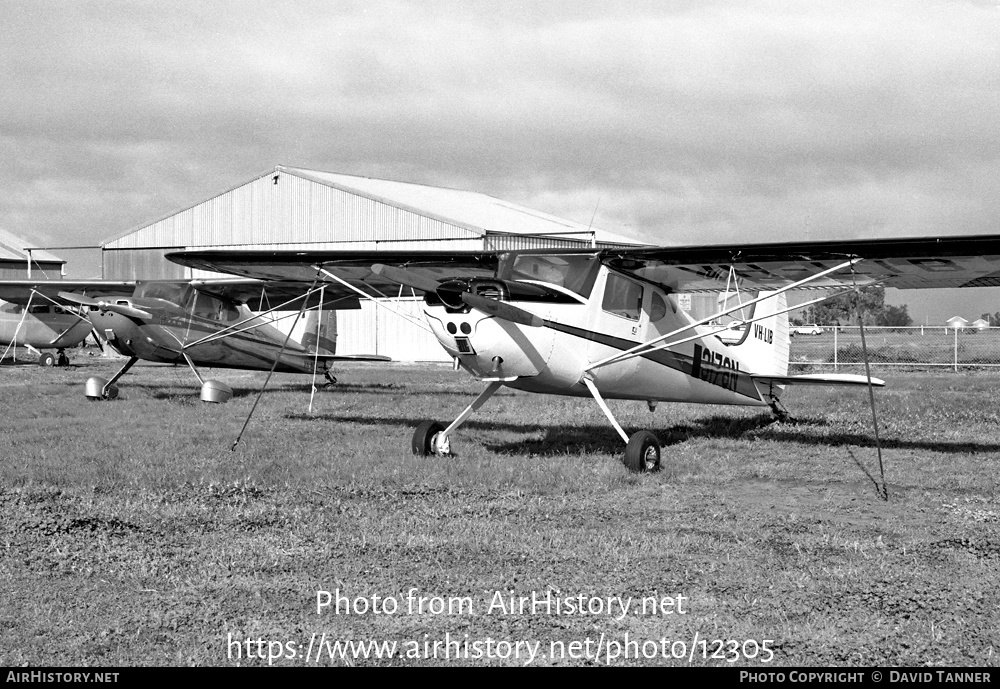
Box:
[602,274,643,320]
[650,293,668,322]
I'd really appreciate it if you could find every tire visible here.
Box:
[623,430,661,473]
[38,352,55,367]
[412,421,444,456]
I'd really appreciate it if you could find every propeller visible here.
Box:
[460,292,544,328]
[58,291,153,320]
[370,265,546,328]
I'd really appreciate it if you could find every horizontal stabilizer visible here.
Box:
[751,373,885,388]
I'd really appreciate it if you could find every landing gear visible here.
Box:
[582,378,662,473]
[57,349,70,367]
[411,381,504,457]
[623,431,661,473]
[412,421,445,456]
[85,356,137,400]
[38,352,55,367]
[324,370,338,387]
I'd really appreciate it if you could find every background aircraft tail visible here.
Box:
[299,310,338,354]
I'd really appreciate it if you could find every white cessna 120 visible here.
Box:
[168,235,1000,472]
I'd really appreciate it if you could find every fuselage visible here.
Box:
[422,255,782,408]
[0,299,92,349]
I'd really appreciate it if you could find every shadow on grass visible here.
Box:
[287,410,1000,457]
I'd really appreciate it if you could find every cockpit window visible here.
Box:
[134,282,190,306]
[192,292,240,322]
[602,273,643,320]
[507,254,600,297]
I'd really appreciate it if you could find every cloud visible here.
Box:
[1,0,999,256]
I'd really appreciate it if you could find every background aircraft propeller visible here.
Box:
[58,291,153,320]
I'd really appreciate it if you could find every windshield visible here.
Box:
[134,282,191,307]
[506,254,600,298]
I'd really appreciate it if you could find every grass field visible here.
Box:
[1,354,999,666]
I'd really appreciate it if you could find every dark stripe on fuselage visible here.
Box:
[541,320,762,400]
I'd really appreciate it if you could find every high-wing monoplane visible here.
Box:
[167,235,1000,470]
[0,281,133,366]
[0,279,389,402]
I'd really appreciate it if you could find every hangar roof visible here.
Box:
[282,166,642,246]
[0,229,64,264]
[103,165,644,250]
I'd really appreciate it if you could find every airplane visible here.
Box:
[0,281,133,366]
[166,234,1000,471]
[0,278,389,402]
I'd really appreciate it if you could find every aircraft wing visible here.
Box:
[187,278,363,310]
[168,250,501,296]
[600,235,1000,292]
[0,280,136,305]
[168,236,1000,295]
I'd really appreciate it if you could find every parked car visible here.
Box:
[792,324,824,335]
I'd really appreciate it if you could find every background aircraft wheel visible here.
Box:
[104,384,119,400]
[38,352,55,367]
[57,352,70,366]
[412,420,444,456]
[623,430,661,473]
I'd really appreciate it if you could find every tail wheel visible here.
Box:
[38,353,55,367]
[412,421,444,456]
[623,430,661,473]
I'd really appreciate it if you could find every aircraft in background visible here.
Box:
[168,234,1000,471]
[0,279,388,402]
[0,281,133,366]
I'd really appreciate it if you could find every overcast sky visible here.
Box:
[2,0,999,318]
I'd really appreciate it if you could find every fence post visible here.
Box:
[833,327,838,371]
[954,327,958,372]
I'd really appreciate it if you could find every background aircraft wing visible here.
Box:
[600,235,1000,292]
[0,280,136,305]
[168,250,501,297]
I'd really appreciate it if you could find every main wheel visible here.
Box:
[412,421,444,456]
[38,352,55,367]
[623,430,661,473]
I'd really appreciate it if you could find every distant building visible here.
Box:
[971,318,990,331]
[945,316,970,330]
[0,229,65,280]
[100,165,643,361]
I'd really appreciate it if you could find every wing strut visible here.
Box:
[852,269,889,501]
[1,289,34,362]
[308,285,325,414]
[231,273,320,451]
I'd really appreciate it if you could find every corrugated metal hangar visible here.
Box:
[101,165,642,361]
[0,229,65,280]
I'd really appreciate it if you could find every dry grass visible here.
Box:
[1,355,998,666]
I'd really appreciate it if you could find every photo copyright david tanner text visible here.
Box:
[224,588,775,665]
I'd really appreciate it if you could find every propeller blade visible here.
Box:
[58,291,100,307]
[370,264,442,293]
[58,291,152,320]
[104,303,154,320]
[461,292,544,328]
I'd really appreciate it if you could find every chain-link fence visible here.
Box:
[789,326,1000,370]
